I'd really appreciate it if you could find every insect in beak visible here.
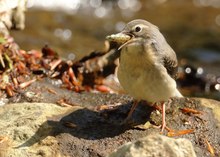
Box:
[106,32,135,50]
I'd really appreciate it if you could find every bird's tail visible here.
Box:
[175,89,183,97]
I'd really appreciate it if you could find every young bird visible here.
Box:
[106,19,183,132]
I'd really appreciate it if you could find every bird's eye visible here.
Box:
[135,26,141,32]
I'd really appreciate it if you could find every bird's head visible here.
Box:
[106,19,160,50]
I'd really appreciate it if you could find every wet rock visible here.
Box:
[109,134,196,157]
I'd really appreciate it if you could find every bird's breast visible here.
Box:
[118,46,181,102]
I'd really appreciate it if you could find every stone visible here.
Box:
[109,134,197,157]
[0,103,71,157]
[199,98,220,128]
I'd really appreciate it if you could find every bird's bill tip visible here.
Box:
[106,32,131,44]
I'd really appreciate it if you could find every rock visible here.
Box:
[109,134,197,157]
[199,98,220,128]
[0,97,219,157]
[0,103,71,157]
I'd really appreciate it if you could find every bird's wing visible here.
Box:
[150,40,178,79]
[163,54,178,79]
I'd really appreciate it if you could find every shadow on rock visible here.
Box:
[17,101,154,147]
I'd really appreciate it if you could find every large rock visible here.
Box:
[0,103,71,157]
[109,134,196,157]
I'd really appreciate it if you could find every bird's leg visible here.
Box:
[161,101,166,132]
[161,99,173,132]
[122,100,139,124]
[153,100,172,133]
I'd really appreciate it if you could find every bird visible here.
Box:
[106,19,183,132]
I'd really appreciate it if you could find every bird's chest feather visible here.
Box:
[118,45,177,102]
[118,43,159,84]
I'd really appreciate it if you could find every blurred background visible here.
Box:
[11,0,220,99]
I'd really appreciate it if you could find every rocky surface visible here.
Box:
[109,134,196,157]
[0,2,219,156]
[0,1,219,157]
[0,103,68,157]
[0,84,220,157]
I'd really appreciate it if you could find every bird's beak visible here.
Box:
[106,32,134,50]
[106,32,132,45]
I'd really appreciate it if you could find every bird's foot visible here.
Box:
[152,101,174,133]
[153,124,173,133]
[161,101,167,133]
[161,121,166,133]
[153,124,194,136]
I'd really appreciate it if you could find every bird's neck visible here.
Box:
[120,44,158,68]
